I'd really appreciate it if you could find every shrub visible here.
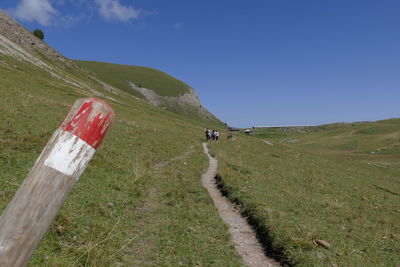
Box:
[33,29,44,40]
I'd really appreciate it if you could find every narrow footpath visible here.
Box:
[201,143,279,267]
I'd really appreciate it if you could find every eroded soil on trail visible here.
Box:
[201,143,279,267]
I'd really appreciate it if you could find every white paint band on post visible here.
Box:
[44,129,96,178]
[0,98,114,266]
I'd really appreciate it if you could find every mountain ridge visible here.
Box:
[76,60,220,123]
[0,9,220,124]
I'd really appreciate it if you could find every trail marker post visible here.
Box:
[0,98,114,266]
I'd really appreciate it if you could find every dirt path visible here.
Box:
[201,143,279,267]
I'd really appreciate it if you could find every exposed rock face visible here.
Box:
[129,82,200,107]
[129,82,219,122]
[0,33,52,69]
[0,10,116,96]
[0,10,75,67]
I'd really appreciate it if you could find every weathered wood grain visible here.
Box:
[0,98,114,266]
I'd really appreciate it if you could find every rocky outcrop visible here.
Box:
[0,10,75,68]
[128,82,200,107]
[0,33,52,69]
[0,10,121,97]
[129,82,219,122]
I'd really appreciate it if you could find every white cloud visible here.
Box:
[14,0,58,26]
[95,0,140,21]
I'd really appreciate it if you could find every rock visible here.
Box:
[128,81,219,122]
[107,202,114,208]
[313,239,331,249]
[0,10,76,67]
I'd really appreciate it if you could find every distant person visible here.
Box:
[215,130,219,141]
[227,133,233,140]
[205,128,211,141]
[212,130,216,140]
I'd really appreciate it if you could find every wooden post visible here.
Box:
[0,98,115,266]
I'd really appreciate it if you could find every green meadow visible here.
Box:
[75,60,191,98]
[0,55,240,266]
[210,122,400,266]
[1,46,399,266]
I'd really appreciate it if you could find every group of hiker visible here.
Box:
[205,128,219,141]
[205,128,233,141]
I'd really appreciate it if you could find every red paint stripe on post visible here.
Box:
[0,98,115,266]
[61,98,115,149]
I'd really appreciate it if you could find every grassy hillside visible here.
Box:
[75,60,191,98]
[210,122,400,266]
[2,18,399,266]
[0,50,238,265]
[254,119,400,155]
[74,60,221,124]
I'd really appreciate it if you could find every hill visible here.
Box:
[1,9,399,266]
[253,119,400,155]
[0,10,238,265]
[0,9,219,124]
[75,60,190,97]
[75,60,221,124]
[209,120,400,265]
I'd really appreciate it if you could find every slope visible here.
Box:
[0,11,240,266]
[76,60,221,124]
[254,119,400,155]
[76,60,190,97]
[209,121,400,266]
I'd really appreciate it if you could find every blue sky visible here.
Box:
[1,0,399,127]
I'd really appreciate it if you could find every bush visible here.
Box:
[33,29,44,40]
